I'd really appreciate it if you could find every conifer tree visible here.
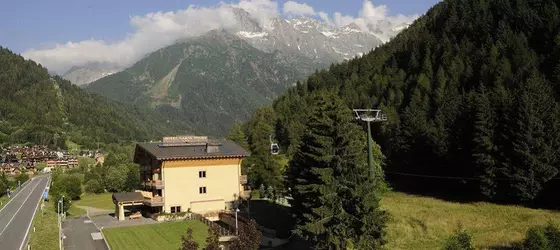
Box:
[286,92,387,249]
[506,76,560,202]
[204,227,220,250]
[179,228,198,250]
[227,121,249,150]
[229,219,261,250]
[472,85,498,198]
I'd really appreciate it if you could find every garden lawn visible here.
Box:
[103,220,208,250]
[74,193,114,210]
[382,192,560,249]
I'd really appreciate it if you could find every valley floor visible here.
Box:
[382,192,560,249]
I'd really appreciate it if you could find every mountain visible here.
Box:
[62,62,120,86]
[229,9,383,63]
[0,47,187,149]
[246,0,560,205]
[86,30,322,136]
[66,9,386,86]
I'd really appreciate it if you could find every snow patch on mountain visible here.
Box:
[237,31,268,38]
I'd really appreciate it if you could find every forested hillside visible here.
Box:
[0,47,187,149]
[243,0,560,205]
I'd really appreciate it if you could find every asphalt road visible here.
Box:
[0,175,49,250]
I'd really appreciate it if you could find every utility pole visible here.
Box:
[353,109,387,179]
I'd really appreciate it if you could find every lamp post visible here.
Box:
[235,208,240,235]
[353,109,387,179]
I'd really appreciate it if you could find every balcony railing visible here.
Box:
[144,196,164,207]
[142,180,164,189]
[239,175,247,184]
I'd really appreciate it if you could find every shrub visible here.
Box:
[523,222,560,250]
[85,179,103,194]
[442,224,474,250]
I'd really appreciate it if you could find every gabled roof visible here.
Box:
[135,139,250,162]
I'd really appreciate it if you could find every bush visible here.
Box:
[14,172,29,186]
[443,224,474,250]
[52,193,72,214]
[66,174,82,200]
[85,179,103,194]
[523,223,560,250]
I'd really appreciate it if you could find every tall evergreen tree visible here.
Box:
[505,76,560,202]
[227,122,249,150]
[472,85,498,198]
[286,92,387,249]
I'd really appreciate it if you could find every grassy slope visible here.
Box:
[74,193,114,210]
[0,196,8,210]
[103,220,208,250]
[28,200,59,250]
[382,192,560,249]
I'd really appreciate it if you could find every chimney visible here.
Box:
[206,143,220,153]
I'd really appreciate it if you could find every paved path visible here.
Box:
[63,216,109,250]
[77,206,113,217]
[0,175,49,250]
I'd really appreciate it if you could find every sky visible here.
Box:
[0,0,440,73]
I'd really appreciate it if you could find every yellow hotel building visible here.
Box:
[131,136,250,217]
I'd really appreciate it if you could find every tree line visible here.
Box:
[48,143,140,213]
[0,47,188,150]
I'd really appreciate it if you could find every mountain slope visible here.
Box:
[86,30,323,136]
[62,62,119,86]
[251,0,560,205]
[0,47,187,149]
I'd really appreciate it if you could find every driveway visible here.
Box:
[92,214,157,229]
[62,215,109,250]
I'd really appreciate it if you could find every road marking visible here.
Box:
[0,177,42,237]
[91,232,103,240]
[19,176,49,250]
[0,178,34,214]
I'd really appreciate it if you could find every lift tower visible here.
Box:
[353,109,387,179]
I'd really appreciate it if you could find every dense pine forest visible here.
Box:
[0,47,188,149]
[239,0,560,207]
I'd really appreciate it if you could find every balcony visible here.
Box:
[144,196,164,207]
[239,175,247,185]
[142,180,164,189]
[239,190,251,199]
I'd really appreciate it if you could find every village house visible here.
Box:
[112,136,250,221]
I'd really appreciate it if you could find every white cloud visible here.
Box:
[283,1,316,16]
[317,11,332,26]
[22,0,419,74]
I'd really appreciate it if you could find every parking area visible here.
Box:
[62,216,109,250]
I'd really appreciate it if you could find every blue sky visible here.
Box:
[2,0,439,53]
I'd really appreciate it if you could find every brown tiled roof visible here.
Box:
[135,139,250,161]
[112,192,144,203]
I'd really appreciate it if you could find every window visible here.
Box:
[199,170,206,178]
[199,186,207,194]
[171,206,181,214]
